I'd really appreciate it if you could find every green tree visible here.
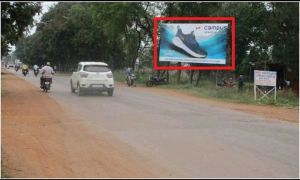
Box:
[267,3,298,73]
[14,1,298,83]
[1,2,41,55]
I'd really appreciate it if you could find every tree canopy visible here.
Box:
[1,2,41,55]
[13,2,298,76]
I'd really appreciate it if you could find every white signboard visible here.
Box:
[254,70,277,87]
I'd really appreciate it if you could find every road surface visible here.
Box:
[2,69,299,178]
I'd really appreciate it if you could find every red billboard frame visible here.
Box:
[153,16,236,70]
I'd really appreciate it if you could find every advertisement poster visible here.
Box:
[159,23,228,64]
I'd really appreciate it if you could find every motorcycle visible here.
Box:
[217,79,236,88]
[146,75,167,87]
[126,74,136,87]
[22,69,28,76]
[41,78,52,92]
[33,69,39,77]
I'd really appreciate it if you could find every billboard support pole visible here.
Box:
[254,73,256,100]
[216,70,218,87]
[254,85,256,100]
[275,86,277,101]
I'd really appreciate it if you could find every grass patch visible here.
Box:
[159,81,298,108]
[112,70,298,108]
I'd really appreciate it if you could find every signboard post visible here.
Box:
[254,70,277,101]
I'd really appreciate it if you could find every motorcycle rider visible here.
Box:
[126,67,132,81]
[126,67,135,85]
[15,63,20,71]
[33,64,39,75]
[40,62,55,88]
[21,63,29,75]
[33,64,39,71]
[126,67,133,76]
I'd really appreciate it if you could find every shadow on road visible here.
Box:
[74,91,112,97]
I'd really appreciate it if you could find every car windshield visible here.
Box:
[83,65,109,72]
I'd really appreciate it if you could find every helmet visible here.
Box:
[46,62,50,66]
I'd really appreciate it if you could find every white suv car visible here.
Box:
[70,62,114,96]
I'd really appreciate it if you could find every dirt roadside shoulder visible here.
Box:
[1,71,169,178]
[116,82,299,123]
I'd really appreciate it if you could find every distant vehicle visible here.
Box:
[146,75,167,87]
[22,69,28,76]
[217,78,236,88]
[33,69,39,77]
[70,62,114,96]
[41,78,52,93]
[126,74,136,87]
[7,64,14,69]
[15,64,20,72]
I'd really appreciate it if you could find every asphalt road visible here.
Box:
[8,69,299,178]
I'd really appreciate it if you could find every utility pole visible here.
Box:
[249,62,255,90]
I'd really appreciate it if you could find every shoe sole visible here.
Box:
[172,37,207,58]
